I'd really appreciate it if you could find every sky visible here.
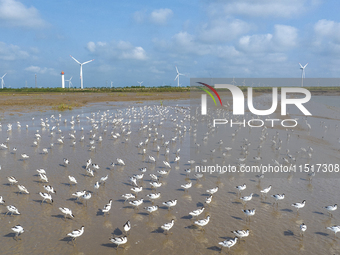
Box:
[1,0,340,88]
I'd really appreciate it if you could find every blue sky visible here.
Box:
[1,0,340,88]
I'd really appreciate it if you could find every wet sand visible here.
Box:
[0,93,339,254]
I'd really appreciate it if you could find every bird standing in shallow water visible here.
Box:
[123,220,131,234]
[300,223,307,237]
[67,226,84,245]
[59,207,74,219]
[219,237,238,253]
[11,225,24,240]
[110,236,127,249]
[161,219,175,234]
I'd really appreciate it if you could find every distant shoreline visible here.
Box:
[0,86,339,115]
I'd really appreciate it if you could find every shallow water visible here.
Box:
[0,96,339,255]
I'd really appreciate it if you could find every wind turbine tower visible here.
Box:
[299,63,308,87]
[137,81,143,87]
[70,55,94,89]
[174,66,185,87]
[1,73,6,89]
[65,76,73,88]
[61,71,65,88]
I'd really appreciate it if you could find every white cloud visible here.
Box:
[199,18,252,43]
[238,24,298,53]
[25,66,57,75]
[0,0,48,28]
[314,19,340,44]
[150,8,173,25]
[87,42,96,53]
[86,41,147,60]
[272,25,298,48]
[0,41,29,60]
[213,0,316,18]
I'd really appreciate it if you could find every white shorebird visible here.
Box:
[240,193,253,204]
[205,194,213,204]
[181,182,192,191]
[0,196,5,204]
[242,209,256,221]
[68,175,77,184]
[163,199,177,210]
[63,158,70,166]
[122,193,135,202]
[72,190,86,200]
[232,229,249,241]
[300,223,307,237]
[323,204,337,216]
[102,199,113,214]
[272,194,285,206]
[39,192,53,204]
[11,225,24,240]
[189,207,205,218]
[17,185,29,194]
[131,186,142,194]
[39,173,48,183]
[36,169,46,175]
[6,205,20,215]
[219,237,238,253]
[59,207,74,219]
[82,192,91,206]
[123,220,131,234]
[235,184,246,194]
[260,185,272,197]
[67,226,84,244]
[110,236,127,248]
[145,205,159,214]
[146,192,161,202]
[194,215,210,229]
[21,153,29,160]
[291,200,306,212]
[327,225,340,236]
[7,176,18,185]
[117,158,125,166]
[206,186,218,194]
[129,198,143,209]
[100,175,108,184]
[150,181,162,189]
[43,185,56,194]
[161,219,175,234]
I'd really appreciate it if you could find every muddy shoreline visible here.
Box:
[0,92,191,113]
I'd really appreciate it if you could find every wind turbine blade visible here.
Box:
[2,73,7,79]
[70,55,81,65]
[299,63,303,69]
[82,59,94,65]
[304,63,308,68]
[70,76,72,80]
[175,66,179,74]
[174,74,179,81]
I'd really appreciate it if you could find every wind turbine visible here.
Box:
[111,81,113,88]
[137,81,143,87]
[70,55,94,89]
[174,66,185,87]
[65,76,73,88]
[1,73,6,89]
[299,63,308,87]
